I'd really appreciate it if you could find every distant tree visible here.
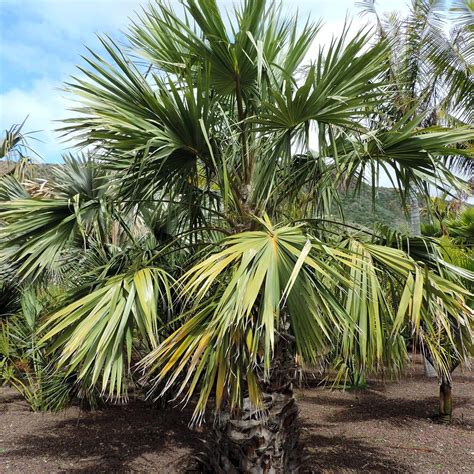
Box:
[0,119,40,182]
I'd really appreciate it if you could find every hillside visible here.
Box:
[339,184,410,231]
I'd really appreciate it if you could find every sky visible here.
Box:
[0,0,409,163]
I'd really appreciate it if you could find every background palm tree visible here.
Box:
[358,0,474,385]
[421,196,474,420]
[358,0,473,223]
[0,119,43,182]
[1,0,473,470]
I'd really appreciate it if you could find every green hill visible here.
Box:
[338,184,410,232]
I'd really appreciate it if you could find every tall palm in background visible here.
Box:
[359,0,473,126]
[359,0,474,419]
[358,0,473,227]
[358,0,473,232]
[0,0,473,470]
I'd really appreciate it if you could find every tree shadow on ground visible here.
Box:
[3,400,206,472]
[300,432,410,473]
[300,389,472,430]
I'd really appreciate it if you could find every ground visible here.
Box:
[1,359,473,473]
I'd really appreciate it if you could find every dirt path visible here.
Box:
[1,360,473,473]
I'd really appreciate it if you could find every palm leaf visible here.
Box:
[39,267,173,399]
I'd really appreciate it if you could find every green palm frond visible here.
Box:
[141,219,349,422]
[337,114,474,202]
[0,175,30,201]
[53,153,107,200]
[337,239,406,383]
[39,267,173,399]
[259,27,388,135]
[336,232,474,381]
[62,34,210,155]
[130,0,320,95]
[0,199,90,280]
[360,0,473,124]
[1,119,29,160]
[450,0,474,28]
[447,207,474,243]
[0,154,116,279]
[362,241,473,366]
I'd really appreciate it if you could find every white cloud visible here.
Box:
[0,41,74,79]
[2,0,143,40]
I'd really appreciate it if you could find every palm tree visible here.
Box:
[421,198,474,421]
[0,119,45,181]
[359,0,474,417]
[358,0,473,226]
[1,0,473,469]
[359,0,473,124]
[1,120,29,161]
[357,0,473,195]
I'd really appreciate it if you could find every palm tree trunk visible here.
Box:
[212,383,300,473]
[409,191,421,236]
[409,194,437,378]
[439,375,452,423]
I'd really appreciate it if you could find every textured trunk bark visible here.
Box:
[211,383,300,473]
[410,194,438,379]
[409,191,421,236]
[439,376,453,423]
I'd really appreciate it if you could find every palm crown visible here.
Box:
[1,0,473,428]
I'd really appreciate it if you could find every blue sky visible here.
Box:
[0,0,408,163]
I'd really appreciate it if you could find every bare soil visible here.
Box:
[1,359,473,473]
